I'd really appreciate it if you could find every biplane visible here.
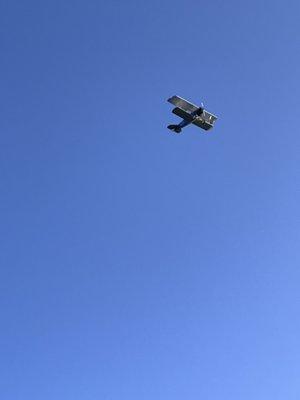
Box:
[167,95,217,133]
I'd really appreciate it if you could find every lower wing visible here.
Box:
[172,107,216,131]
[172,107,194,122]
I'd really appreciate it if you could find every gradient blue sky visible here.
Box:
[1,1,300,399]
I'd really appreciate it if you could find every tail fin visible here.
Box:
[167,124,182,133]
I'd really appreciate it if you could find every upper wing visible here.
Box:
[168,95,199,113]
[169,95,218,131]
[201,110,218,124]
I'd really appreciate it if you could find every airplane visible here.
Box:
[167,95,218,133]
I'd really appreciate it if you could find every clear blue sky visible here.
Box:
[1,1,300,399]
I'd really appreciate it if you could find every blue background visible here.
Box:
[1,1,300,398]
